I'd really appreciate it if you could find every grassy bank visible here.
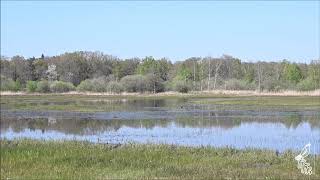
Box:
[1,139,319,179]
[1,94,319,112]
[191,96,320,107]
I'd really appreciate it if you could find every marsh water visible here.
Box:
[1,96,320,154]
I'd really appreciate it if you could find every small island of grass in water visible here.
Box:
[1,139,319,179]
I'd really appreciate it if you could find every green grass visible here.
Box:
[1,139,319,179]
[1,95,319,112]
[192,96,320,107]
[1,95,184,112]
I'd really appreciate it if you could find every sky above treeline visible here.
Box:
[1,1,319,63]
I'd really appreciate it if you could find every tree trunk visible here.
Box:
[201,59,204,91]
[208,59,211,91]
[193,60,196,90]
[258,63,261,92]
[213,61,222,90]
[214,73,218,89]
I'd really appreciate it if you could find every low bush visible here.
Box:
[77,80,95,92]
[120,75,146,93]
[173,80,190,93]
[91,77,108,92]
[0,76,21,91]
[260,79,282,92]
[163,81,174,91]
[77,77,109,92]
[145,74,165,93]
[36,80,50,93]
[50,81,75,93]
[296,77,317,91]
[26,81,38,92]
[106,81,123,94]
[225,79,255,90]
[105,74,116,82]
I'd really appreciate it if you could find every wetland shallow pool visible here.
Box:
[1,95,320,154]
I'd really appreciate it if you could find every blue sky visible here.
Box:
[1,1,319,62]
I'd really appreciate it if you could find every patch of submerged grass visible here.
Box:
[1,95,184,112]
[1,139,319,179]
[2,95,320,112]
[193,96,320,107]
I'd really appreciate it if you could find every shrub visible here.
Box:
[26,81,38,92]
[225,79,255,90]
[296,78,317,91]
[91,77,107,92]
[173,80,190,93]
[274,80,296,91]
[13,80,22,92]
[145,74,165,93]
[13,80,22,91]
[77,80,95,92]
[36,80,50,93]
[105,74,116,82]
[0,76,21,91]
[50,81,75,93]
[77,77,109,92]
[163,81,174,91]
[120,75,146,93]
[261,79,281,92]
[0,80,13,91]
[106,81,123,94]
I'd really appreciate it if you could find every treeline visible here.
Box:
[1,51,319,93]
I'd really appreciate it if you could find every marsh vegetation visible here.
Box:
[1,94,319,179]
[1,139,320,179]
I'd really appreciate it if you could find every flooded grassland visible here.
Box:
[1,95,320,179]
[1,95,319,153]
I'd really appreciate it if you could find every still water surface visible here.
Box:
[1,97,319,154]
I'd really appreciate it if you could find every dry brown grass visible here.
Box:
[194,89,320,96]
[1,89,319,97]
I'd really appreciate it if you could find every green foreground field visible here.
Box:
[1,139,319,179]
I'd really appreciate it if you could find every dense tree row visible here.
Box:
[1,51,319,93]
